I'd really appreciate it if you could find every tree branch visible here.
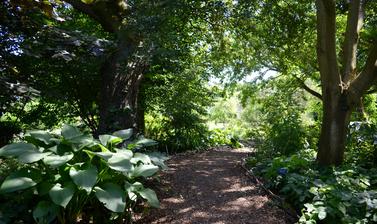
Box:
[349,41,377,97]
[63,0,117,32]
[293,75,322,100]
[342,0,365,82]
[316,0,340,86]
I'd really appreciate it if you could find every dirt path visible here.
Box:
[137,147,289,224]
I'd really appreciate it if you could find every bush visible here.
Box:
[0,124,166,223]
[248,149,377,224]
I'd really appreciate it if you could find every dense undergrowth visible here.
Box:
[246,115,377,223]
[0,124,167,223]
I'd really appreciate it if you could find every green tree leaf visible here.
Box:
[94,183,126,213]
[49,183,76,208]
[69,165,98,193]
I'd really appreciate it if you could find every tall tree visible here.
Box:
[315,0,377,165]
[228,0,377,165]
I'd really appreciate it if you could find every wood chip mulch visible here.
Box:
[136,147,291,224]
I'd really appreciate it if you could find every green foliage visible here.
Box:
[0,124,166,223]
[240,78,318,157]
[249,149,377,223]
[144,68,214,152]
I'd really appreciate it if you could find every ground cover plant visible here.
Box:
[247,150,377,223]
[0,124,166,223]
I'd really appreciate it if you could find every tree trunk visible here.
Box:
[97,35,146,134]
[317,88,352,165]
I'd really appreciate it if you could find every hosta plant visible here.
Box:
[0,124,167,223]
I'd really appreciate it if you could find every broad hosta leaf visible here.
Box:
[124,181,143,192]
[108,153,132,172]
[33,201,59,224]
[318,210,327,220]
[0,169,41,193]
[27,130,53,145]
[85,151,113,160]
[0,143,37,157]
[139,188,160,208]
[43,153,74,167]
[114,149,133,158]
[130,164,159,178]
[49,183,76,208]
[130,153,152,165]
[124,181,143,201]
[113,129,133,140]
[135,138,158,147]
[69,165,98,193]
[47,145,58,154]
[147,152,168,169]
[18,151,51,163]
[61,124,82,140]
[99,135,122,146]
[94,183,126,213]
[68,135,96,150]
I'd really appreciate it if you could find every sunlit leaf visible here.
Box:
[139,188,159,208]
[69,165,98,193]
[0,143,37,157]
[43,153,74,167]
[130,164,159,178]
[94,183,126,213]
[0,169,41,193]
[99,134,123,146]
[113,129,133,140]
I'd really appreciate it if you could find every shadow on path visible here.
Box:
[137,147,289,224]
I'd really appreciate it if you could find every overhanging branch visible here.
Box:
[63,0,118,32]
[293,75,322,100]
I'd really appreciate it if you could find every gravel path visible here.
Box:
[137,147,289,224]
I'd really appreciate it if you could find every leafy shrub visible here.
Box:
[145,113,211,153]
[346,121,377,166]
[249,149,377,223]
[207,128,242,148]
[0,124,166,223]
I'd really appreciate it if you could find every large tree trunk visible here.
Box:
[317,89,352,165]
[314,0,377,166]
[97,36,146,134]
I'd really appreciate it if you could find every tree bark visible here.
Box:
[317,89,352,165]
[314,0,377,165]
[97,35,146,134]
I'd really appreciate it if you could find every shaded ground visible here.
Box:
[137,147,289,224]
